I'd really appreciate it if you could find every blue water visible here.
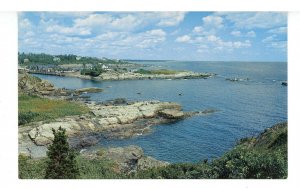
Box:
[32,61,287,163]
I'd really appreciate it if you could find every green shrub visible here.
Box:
[18,111,40,125]
[45,127,79,179]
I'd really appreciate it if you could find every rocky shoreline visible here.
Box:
[52,70,214,81]
[18,73,217,171]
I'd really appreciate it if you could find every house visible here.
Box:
[53,57,61,62]
[76,56,81,61]
[101,64,109,70]
[23,58,30,64]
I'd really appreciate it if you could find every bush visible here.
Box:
[18,111,39,125]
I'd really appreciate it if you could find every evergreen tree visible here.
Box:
[45,127,79,179]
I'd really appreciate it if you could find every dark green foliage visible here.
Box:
[134,69,152,74]
[211,147,287,179]
[80,64,104,77]
[44,127,79,179]
[18,111,39,125]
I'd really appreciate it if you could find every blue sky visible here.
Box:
[18,12,287,61]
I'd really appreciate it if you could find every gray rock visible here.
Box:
[138,156,169,170]
[78,136,99,148]
[90,145,168,174]
[158,109,184,119]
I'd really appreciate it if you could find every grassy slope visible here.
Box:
[18,94,89,125]
[19,122,287,179]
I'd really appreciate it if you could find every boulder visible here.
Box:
[158,109,184,119]
[77,136,99,148]
[93,145,168,174]
[137,156,169,170]
[28,121,81,146]
[75,87,103,93]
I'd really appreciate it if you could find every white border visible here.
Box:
[0,0,300,12]
[0,6,300,189]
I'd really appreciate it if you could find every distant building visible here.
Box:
[53,57,61,62]
[23,58,30,64]
[101,65,108,70]
[76,56,81,60]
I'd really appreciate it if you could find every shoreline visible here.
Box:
[19,73,214,160]
[27,69,215,81]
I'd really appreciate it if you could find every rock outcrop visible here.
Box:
[18,73,103,97]
[64,70,215,81]
[75,87,103,93]
[83,145,169,174]
[26,101,187,146]
[281,81,287,86]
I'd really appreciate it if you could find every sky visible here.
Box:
[18,12,287,61]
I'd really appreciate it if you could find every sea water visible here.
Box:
[32,61,287,163]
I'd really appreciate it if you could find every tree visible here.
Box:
[45,127,79,179]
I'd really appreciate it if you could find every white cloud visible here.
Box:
[74,14,113,27]
[262,35,277,43]
[19,18,31,29]
[73,12,185,32]
[96,32,124,41]
[46,24,91,36]
[175,35,191,43]
[217,12,287,29]
[231,30,241,37]
[246,31,256,37]
[202,15,224,29]
[156,12,186,26]
[110,14,142,30]
[262,34,287,51]
[268,27,287,34]
[207,35,220,42]
[193,26,204,33]
[113,29,166,49]
[269,41,287,49]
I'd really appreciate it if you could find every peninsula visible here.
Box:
[19,53,215,81]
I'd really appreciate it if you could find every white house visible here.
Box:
[53,57,61,62]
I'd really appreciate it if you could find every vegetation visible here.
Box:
[134,69,182,75]
[19,155,123,179]
[18,94,89,125]
[80,64,104,77]
[18,52,127,65]
[19,155,47,179]
[45,127,79,179]
[18,122,287,179]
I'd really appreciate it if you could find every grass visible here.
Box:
[135,69,182,75]
[18,93,89,125]
[19,155,124,179]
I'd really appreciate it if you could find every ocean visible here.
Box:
[32,61,287,163]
